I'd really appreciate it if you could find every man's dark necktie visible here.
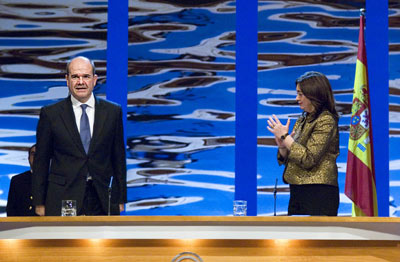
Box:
[80,104,91,154]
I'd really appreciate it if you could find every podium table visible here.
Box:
[1,216,400,261]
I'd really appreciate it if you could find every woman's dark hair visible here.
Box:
[295,71,338,119]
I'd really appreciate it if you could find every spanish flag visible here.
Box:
[344,13,378,216]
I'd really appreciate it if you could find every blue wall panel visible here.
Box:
[235,0,258,215]
[366,1,389,216]
[107,0,128,130]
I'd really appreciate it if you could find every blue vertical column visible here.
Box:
[366,2,389,216]
[106,0,128,131]
[235,0,258,216]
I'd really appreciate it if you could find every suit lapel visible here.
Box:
[59,97,86,155]
[89,97,107,154]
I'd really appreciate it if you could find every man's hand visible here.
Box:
[119,204,124,213]
[35,205,45,216]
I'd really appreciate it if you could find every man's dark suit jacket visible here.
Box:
[32,96,127,216]
[7,171,37,216]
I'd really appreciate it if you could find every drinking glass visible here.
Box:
[233,200,247,216]
[61,200,77,216]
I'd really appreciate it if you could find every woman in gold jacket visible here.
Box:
[267,71,339,216]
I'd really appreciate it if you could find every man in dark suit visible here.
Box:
[32,56,127,216]
[7,144,37,216]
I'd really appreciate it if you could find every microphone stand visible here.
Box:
[273,178,278,216]
[108,177,113,216]
[108,187,111,216]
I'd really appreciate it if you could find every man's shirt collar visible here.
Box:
[71,93,95,109]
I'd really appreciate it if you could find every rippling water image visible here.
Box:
[0,0,399,216]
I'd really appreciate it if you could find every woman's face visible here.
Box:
[296,84,314,113]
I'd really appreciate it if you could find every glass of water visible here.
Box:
[233,200,247,216]
[61,200,77,216]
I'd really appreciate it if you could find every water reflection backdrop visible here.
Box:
[0,0,399,216]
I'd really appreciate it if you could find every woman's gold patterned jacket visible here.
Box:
[278,110,339,186]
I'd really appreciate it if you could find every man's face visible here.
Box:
[29,146,36,169]
[65,58,97,103]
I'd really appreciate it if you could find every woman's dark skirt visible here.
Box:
[288,184,339,216]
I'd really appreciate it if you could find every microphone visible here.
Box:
[108,177,113,216]
[273,178,278,216]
